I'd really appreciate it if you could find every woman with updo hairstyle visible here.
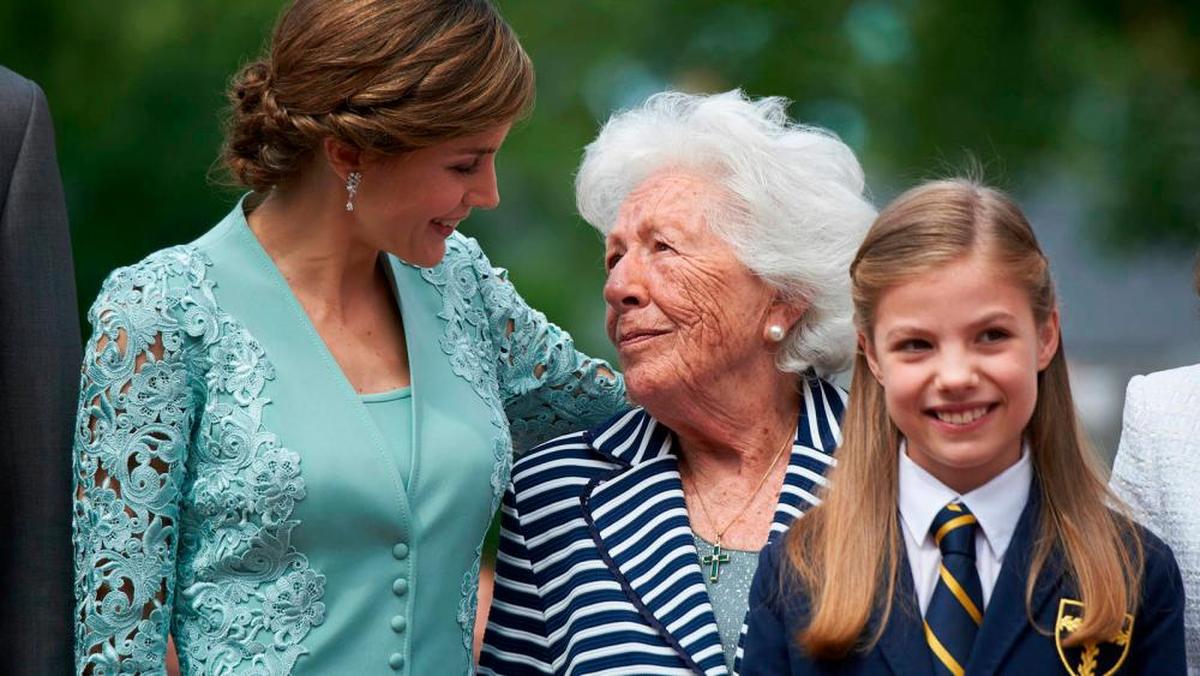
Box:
[70,1,625,674]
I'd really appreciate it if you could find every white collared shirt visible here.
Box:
[897,440,1033,615]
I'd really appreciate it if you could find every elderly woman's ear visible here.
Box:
[764,295,808,345]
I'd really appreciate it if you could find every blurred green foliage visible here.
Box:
[2,0,1198,361]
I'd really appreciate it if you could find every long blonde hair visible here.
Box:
[786,178,1144,657]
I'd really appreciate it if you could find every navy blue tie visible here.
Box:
[924,501,984,676]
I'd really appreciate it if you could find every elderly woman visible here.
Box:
[478,90,875,675]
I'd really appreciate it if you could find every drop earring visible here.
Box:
[344,171,361,212]
[766,324,786,342]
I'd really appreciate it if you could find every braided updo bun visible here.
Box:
[222,0,535,192]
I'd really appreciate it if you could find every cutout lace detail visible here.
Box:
[73,246,324,675]
[420,235,624,657]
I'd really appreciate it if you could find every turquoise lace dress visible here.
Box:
[72,201,626,675]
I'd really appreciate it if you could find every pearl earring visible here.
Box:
[344,171,362,212]
[766,324,786,342]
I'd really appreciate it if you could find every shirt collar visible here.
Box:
[898,439,1033,561]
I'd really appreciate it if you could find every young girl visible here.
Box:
[742,179,1186,675]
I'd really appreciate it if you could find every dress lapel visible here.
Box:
[386,255,497,500]
[218,210,415,528]
[965,490,1061,676]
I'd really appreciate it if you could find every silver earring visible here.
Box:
[767,324,786,342]
[344,171,361,212]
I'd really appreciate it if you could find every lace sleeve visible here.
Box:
[73,257,201,675]
[471,243,626,453]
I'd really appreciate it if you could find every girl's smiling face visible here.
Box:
[863,252,1059,493]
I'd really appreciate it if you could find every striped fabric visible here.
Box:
[479,376,846,675]
[924,501,984,676]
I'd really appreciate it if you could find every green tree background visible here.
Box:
[3,0,1198,364]
[5,3,1198,656]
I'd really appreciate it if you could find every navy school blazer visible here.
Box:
[480,376,846,675]
[741,490,1187,675]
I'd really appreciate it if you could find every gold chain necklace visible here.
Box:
[683,432,792,583]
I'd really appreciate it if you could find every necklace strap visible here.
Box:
[685,430,793,541]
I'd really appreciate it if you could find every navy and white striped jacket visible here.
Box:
[479,376,846,675]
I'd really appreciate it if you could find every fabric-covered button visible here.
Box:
[388,652,404,670]
[392,543,409,560]
[392,578,409,596]
[390,615,408,633]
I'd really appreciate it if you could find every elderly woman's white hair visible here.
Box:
[576,89,877,376]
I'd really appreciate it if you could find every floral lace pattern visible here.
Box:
[73,247,325,675]
[74,233,623,674]
[420,234,625,657]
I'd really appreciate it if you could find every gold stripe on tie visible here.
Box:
[946,503,963,512]
[938,564,983,625]
[924,620,966,676]
[934,514,978,546]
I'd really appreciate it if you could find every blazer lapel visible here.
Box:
[966,489,1062,675]
[581,410,728,675]
[876,541,936,676]
[769,376,844,539]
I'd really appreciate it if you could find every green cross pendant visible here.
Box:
[701,542,732,583]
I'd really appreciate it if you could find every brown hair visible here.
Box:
[222,0,535,191]
[786,178,1144,657]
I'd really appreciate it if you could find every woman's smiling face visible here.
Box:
[602,170,780,406]
[863,252,1059,493]
[352,124,510,267]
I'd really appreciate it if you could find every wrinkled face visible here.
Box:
[603,171,779,405]
[863,253,1058,494]
[354,124,510,267]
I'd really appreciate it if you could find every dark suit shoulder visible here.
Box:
[754,531,812,616]
[755,536,787,606]
[759,533,788,581]
[1114,521,1189,672]
[1136,522,1184,611]
[0,66,46,138]
[0,66,38,110]
[1137,521,1175,561]
[0,67,43,182]
[745,530,824,674]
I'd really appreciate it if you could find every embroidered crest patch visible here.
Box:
[1054,598,1133,675]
